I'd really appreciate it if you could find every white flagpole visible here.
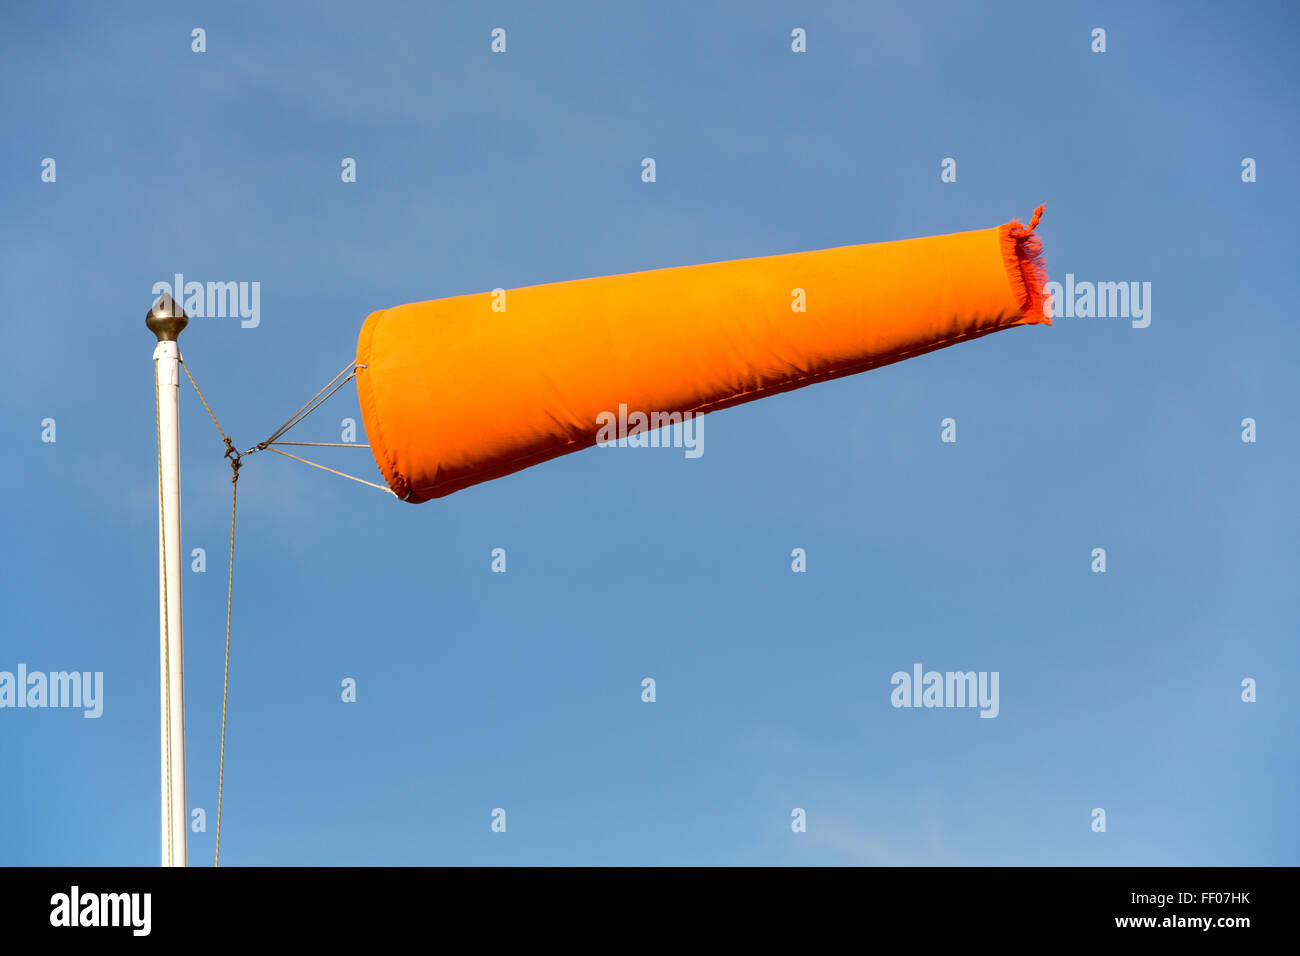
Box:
[148,295,188,867]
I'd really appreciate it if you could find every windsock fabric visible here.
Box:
[356,207,1050,502]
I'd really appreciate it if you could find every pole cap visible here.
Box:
[146,293,188,341]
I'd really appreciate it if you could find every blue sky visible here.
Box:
[1,0,1296,865]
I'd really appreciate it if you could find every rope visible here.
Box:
[180,358,230,445]
[265,446,396,494]
[179,356,240,867]
[154,359,174,868]
[244,361,391,492]
[214,457,237,867]
[171,354,388,865]
[268,441,371,448]
[248,361,364,453]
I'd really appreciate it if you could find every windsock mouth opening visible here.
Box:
[356,309,421,502]
[1001,204,1052,325]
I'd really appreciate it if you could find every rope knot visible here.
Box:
[223,436,243,482]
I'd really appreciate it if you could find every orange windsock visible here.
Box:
[356,207,1050,502]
